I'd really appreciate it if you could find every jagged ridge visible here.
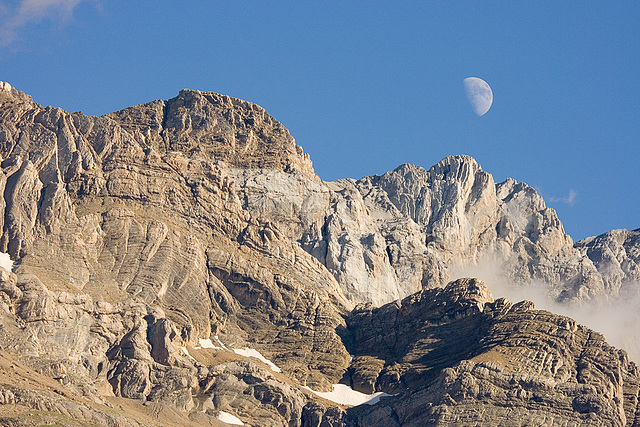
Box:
[0,82,638,426]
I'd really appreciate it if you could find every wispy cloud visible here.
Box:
[548,189,577,206]
[0,0,90,47]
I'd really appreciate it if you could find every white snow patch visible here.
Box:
[304,384,391,406]
[195,338,224,350]
[214,335,229,350]
[181,346,196,361]
[216,410,244,425]
[192,339,281,373]
[0,252,13,272]
[232,347,281,372]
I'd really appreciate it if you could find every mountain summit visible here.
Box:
[0,82,638,426]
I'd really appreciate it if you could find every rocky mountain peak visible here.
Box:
[110,88,316,177]
[575,227,640,294]
[428,154,480,180]
[0,85,639,426]
[0,80,33,114]
[439,277,494,310]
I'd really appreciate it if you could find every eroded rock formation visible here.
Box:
[344,279,640,426]
[0,82,638,426]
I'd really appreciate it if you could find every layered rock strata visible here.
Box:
[576,228,640,296]
[233,157,611,306]
[0,82,638,426]
[0,84,351,425]
[343,278,640,426]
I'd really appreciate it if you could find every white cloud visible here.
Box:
[548,189,577,206]
[0,0,91,47]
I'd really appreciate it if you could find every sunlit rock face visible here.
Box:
[244,154,608,305]
[234,152,609,306]
[0,85,352,425]
[0,83,638,426]
[575,228,640,294]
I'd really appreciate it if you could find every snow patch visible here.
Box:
[214,335,230,350]
[195,336,229,350]
[192,338,281,373]
[195,338,224,350]
[181,346,196,361]
[304,384,391,406]
[232,347,281,372]
[0,252,13,272]
[216,410,244,425]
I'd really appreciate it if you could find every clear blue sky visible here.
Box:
[1,1,638,240]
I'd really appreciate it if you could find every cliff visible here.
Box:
[0,82,637,426]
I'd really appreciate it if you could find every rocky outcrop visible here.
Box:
[576,228,640,295]
[0,84,352,425]
[0,82,638,426]
[342,279,640,426]
[232,154,612,306]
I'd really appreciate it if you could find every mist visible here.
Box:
[452,258,640,364]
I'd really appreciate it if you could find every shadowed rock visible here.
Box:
[0,83,638,426]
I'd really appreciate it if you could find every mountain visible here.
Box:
[0,81,638,426]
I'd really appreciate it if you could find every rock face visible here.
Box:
[0,84,351,426]
[0,82,638,426]
[343,279,640,426]
[576,228,640,296]
[234,155,610,306]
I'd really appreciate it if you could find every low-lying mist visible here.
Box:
[452,259,640,364]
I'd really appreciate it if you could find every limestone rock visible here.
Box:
[576,228,640,295]
[232,153,610,305]
[342,278,640,426]
[0,82,638,426]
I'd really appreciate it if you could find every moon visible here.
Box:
[463,77,493,116]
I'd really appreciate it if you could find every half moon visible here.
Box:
[463,77,493,116]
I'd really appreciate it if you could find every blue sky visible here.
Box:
[0,1,638,240]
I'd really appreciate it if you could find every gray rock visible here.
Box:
[234,155,608,306]
[0,82,638,426]
[576,228,640,295]
[343,279,640,426]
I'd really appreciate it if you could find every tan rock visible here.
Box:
[0,84,638,426]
